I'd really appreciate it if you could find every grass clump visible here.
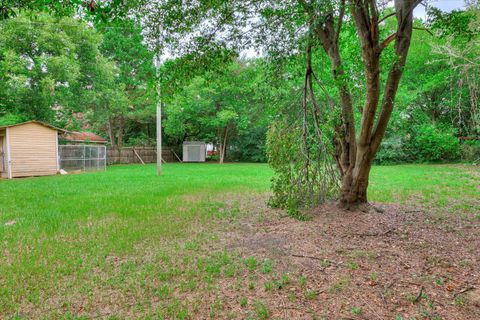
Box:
[299,275,307,288]
[264,280,274,291]
[261,259,273,274]
[253,301,269,320]
[243,257,258,272]
[351,306,363,315]
[329,276,350,293]
[305,290,317,300]
[239,296,248,308]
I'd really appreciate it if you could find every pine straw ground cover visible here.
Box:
[0,164,478,319]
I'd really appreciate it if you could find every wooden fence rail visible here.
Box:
[107,146,175,165]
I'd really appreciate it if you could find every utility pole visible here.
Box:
[155,25,162,176]
[156,54,162,176]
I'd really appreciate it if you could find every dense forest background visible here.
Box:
[0,4,478,163]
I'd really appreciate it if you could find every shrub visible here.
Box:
[375,136,409,164]
[460,140,480,163]
[409,123,460,162]
[376,123,461,164]
[228,126,267,162]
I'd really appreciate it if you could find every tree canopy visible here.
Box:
[0,12,112,125]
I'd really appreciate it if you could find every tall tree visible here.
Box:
[329,0,419,206]
[0,11,129,140]
[0,13,95,124]
[98,19,156,149]
[141,0,421,208]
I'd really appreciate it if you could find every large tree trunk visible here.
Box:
[344,0,416,207]
[304,0,417,207]
[339,151,374,206]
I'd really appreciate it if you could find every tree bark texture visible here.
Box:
[302,0,418,207]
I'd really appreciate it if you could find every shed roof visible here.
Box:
[62,131,107,144]
[0,120,66,132]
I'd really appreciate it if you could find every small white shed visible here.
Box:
[182,141,206,162]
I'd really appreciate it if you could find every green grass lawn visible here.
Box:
[369,164,479,212]
[0,163,478,318]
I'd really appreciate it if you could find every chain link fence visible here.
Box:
[59,145,106,172]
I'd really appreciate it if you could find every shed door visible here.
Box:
[0,135,4,173]
[187,145,202,162]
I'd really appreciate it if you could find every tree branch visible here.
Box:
[335,0,346,44]
[378,11,395,24]
[381,33,396,50]
[413,26,433,35]
[371,0,419,153]
[350,0,381,152]
[399,0,423,31]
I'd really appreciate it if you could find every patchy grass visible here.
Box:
[0,163,478,318]
[0,164,270,318]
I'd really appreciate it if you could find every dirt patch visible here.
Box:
[208,197,480,319]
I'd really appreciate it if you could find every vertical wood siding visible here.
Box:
[0,129,5,177]
[9,123,58,177]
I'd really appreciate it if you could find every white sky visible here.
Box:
[414,0,466,19]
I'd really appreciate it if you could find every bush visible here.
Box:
[375,136,409,164]
[409,123,460,162]
[376,123,461,164]
[228,126,268,162]
[460,140,480,163]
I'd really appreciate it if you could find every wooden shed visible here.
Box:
[0,121,63,179]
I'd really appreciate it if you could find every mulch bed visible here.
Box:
[208,198,480,319]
